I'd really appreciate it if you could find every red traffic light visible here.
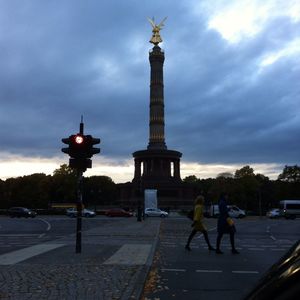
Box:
[62,131,100,170]
[74,135,84,144]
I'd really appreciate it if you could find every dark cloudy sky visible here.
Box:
[0,0,299,182]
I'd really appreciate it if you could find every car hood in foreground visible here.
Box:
[244,240,300,299]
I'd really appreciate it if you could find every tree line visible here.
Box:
[0,164,118,210]
[183,165,300,213]
[0,164,300,213]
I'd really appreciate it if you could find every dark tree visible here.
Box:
[51,164,77,204]
[278,165,300,182]
[83,176,117,207]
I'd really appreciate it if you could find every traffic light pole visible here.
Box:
[61,117,101,254]
[76,170,83,253]
[76,119,84,254]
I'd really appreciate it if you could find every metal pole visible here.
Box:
[76,117,84,253]
[137,179,142,222]
[141,179,145,220]
[258,189,262,219]
[76,170,83,253]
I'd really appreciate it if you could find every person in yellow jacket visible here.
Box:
[185,195,215,251]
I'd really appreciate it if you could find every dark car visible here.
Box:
[244,240,300,300]
[8,207,37,218]
[105,208,133,217]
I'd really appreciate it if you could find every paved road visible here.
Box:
[1,215,299,299]
[141,217,300,300]
[0,216,115,255]
[0,215,161,299]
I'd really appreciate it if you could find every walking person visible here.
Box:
[216,193,239,254]
[185,195,215,251]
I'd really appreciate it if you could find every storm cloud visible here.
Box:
[0,0,299,180]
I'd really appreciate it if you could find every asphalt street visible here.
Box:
[0,215,161,299]
[0,215,299,299]
[141,217,300,300]
[0,216,114,255]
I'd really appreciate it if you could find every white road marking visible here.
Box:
[232,271,259,274]
[208,226,217,232]
[161,268,186,272]
[196,270,222,273]
[249,248,264,251]
[103,244,151,265]
[194,226,217,239]
[36,218,51,237]
[0,234,40,237]
[161,269,259,274]
[0,243,65,265]
[271,248,286,251]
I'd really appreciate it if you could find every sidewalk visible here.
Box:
[0,218,161,300]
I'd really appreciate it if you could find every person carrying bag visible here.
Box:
[216,193,239,254]
[185,195,215,251]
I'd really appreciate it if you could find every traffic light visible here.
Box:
[61,136,73,156]
[62,134,87,159]
[85,135,101,158]
[61,130,101,171]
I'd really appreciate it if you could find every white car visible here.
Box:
[206,205,245,218]
[228,205,246,218]
[144,208,168,218]
[66,208,96,218]
[266,208,280,219]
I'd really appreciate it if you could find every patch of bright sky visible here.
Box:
[260,38,300,67]
[180,162,282,180]
[192,1,300,79]
[0,153,283,182]
[193,0,300,44]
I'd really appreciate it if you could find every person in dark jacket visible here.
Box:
[185,195,215,251]
[216,193,239,254]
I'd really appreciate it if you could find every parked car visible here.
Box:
[204,204,245,218]
[279,200,300,219]
[144,208,168,218]
[266,208,280,219]
[228,205,246,218]
[66,208,96,218]
[7,207,37,218]
[244,240,300,299]
[105,208,133,217]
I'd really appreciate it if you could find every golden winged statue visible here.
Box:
[147,16,167,45]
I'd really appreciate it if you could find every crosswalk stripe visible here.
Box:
[232,271,259,274]
[196,269,222,273]
[271,248,286,251]
[249,248,265,251]
[0,234,40,237]
[103,244,151,265]
[0,243,65,265]
[161,268,186,272]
